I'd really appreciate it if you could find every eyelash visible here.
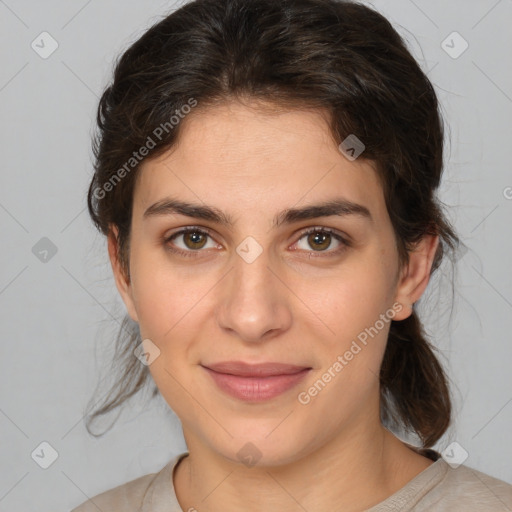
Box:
[163,226,350,259]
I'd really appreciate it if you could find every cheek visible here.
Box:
[129,258,209,417]
[300,259,395,337]
[295,275,393,423]
[128,247,197,335]
[297,256,397,392]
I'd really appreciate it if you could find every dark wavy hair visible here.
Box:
[85,0,460,448]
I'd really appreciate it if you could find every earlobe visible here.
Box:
[107,225,139,323]
[392,234,439,321]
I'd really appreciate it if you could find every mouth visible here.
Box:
[201,361,312,402]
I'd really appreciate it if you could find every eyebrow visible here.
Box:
[143,196,372,227]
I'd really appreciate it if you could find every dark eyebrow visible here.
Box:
[143,196,372,227]
[274,199,372,226]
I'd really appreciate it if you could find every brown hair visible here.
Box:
[86,0,460,447]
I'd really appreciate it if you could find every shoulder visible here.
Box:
[370,456,512,512]
[70,453,186,512]
[70,471,160,512]
[401,445,512,510]
[430,462,512,509]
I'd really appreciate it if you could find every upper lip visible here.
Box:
[202,361,311,377]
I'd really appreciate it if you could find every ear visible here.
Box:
[392,234,439,321]
[107,225,139,323]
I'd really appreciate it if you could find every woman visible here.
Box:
[72,0,512,510]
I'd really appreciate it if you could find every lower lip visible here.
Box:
[202,367,311,402]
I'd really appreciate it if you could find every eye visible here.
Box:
[164,227,218,257]
[163,225,350,259]
[292,227,349,257]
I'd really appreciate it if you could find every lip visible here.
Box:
[201,361,312,402]
[203,361,310,377]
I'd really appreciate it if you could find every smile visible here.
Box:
[201,362,312,402]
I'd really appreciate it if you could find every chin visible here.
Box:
[203,421,316,469]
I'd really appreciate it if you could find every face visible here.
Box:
[109,100,436,466]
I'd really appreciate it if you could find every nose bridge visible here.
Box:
[216,241,291,342]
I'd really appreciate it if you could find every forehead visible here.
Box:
[133,101,387,225]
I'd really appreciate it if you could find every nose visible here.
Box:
[215,244,292,343]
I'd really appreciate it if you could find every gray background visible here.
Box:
[0,1,511,510]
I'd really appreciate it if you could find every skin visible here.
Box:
[108,99,439,512]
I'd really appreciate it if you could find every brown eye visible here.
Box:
[164,227,217,257]
[293,227,349,257]
[307,231,332,251]
[182,231,208,250]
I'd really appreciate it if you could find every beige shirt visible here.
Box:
[71,450,512,511]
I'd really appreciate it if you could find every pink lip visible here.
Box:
[201,361,311,402]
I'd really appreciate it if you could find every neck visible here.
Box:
[173,419,433,512]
